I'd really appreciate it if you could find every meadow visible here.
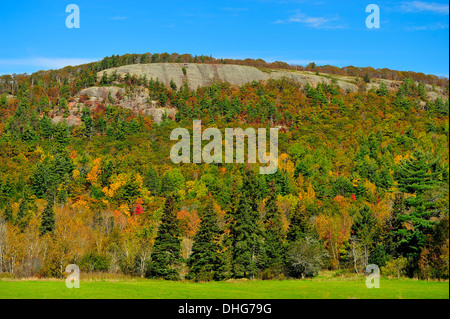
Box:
[0,274,448,299]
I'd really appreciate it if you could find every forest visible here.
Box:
[0,53,448,282]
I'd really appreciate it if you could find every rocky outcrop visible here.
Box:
[98,63,361,91]
[97,63,448,100]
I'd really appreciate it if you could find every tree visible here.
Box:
[145,166,161,196]
[16,199,31,231]
[287,237,326,278]
[149,196,182,280]
[394,150,441,272]
[3,203,13,224]
[81,107,93,137]
[376,82,389,97]
[262,180,285,271]
[287,201,312,243]
[363,73,371,83]
[187,198,224,281]
[40,202,55,235]
[161,169,185,195]
[230,166,263,279]
[351,205,378,269]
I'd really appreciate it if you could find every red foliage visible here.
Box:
[134,204,144,216]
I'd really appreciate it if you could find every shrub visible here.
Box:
[80,252,110,272]
[381,257,408,278]
[287,237,327,279]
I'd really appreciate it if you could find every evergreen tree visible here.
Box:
[230,166,263,279]
[40,201,55,235]
[287,202,312,243]
[351,205,378,267]
[395,149,440,258]
[16,199,31,231]
[149,196,182,280]
[100,160,114,187]
[3,202,13,223]
[262,180,285,270]
[81,107,93,137]
[145,166,161,196]
[396,149,438,196]
[376,82,389,97]
[187,197,224,281]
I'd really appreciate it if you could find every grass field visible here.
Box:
[0,274,448,299]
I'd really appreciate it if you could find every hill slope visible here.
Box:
[97,63,447,100]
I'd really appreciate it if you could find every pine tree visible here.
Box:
[16,199,31,231]
[145,166,161,196]
[287,202,312,243]
[230,166,263,279]
[394,150,442,273]
[3,202,13,223]
[149,195,182,280]
[262,180,285,270]
[351,205,377,267]
[40,201,55,235]
[187,197,224,281]
[396,149,438,196]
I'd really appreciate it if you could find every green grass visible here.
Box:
[0,276,448,299]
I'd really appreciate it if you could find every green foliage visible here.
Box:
[80,252,110,272]
[161,169,185,195]
[187,198,224,281]
[2,202,13,223]
[40,201,55,235]
[287,237,327,278]
[261,180,285,270]
[0,53,448,281]
[230,167,263,279]
[149,196,182,280]
[381,257,408,278]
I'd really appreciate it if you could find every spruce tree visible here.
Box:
[230,166,263,279]
[145,166,161,196]
[16,199,31,231]
[187,197,224,281]
[262,180,285,270]
[40,201,55,235]
[149,195,182,280]
[287,202,312,243]
[3,202,13,224]
[394,150,441,273]
[396,149,438,196]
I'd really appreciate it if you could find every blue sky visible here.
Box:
[0,0,448,76]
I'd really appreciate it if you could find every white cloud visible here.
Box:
[110,16,128,20]
[0,57,99,70]
[407,22,449,30]
[274,12,344,29]
[401,1,449,14]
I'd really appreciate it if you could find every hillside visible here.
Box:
[0,54,448,282]
[97,63,446,99]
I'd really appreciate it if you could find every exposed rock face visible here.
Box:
[98,63,361,91]
[52,63,447,127]
[98,63,448,100]
[51,115,82,126]
[77,86,126,101]
[48,86,176,126]
[73,86,176,124]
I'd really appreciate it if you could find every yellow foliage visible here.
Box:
[364,180,377,197]
[102,173,128,198]
[72,169,81,180]
[86,158,102,186]
[278,153,295,176]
